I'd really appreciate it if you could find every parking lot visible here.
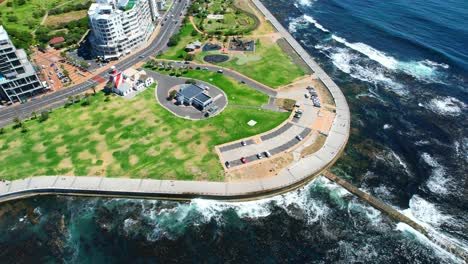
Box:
[31,48,92,94]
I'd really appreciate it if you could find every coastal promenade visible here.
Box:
[0,0,350,202]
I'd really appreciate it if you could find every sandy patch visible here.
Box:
[129,155,139,166]
[176,129,197,141]
[32,143,46,152]
[56,145,68,155]
[174,148,189,160]
[58,157,73,168]
[78,150,94,160]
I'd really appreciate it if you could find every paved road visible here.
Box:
[148,71,228,120]
[155,60,278,98]
[0,0,189,128]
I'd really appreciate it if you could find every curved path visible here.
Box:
[0,0,350,203]
[151,71,228,120]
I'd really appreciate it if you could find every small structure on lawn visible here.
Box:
[176,84,213,110]
[193,41,202,49]
[107,66,153,96]
[49,37,65,47]
[185,43,196,52]
[229,37,255,52]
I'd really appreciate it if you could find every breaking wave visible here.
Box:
[424,96,466,117]
[315,44,407,95]
[331,35,449,83]
[421,153,452,195]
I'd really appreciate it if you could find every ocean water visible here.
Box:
[0,0,467,262]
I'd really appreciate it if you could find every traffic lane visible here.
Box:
[168,62,277,97]
[0,1,186,125]
[0,79,97,120]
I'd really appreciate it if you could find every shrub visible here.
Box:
[39,111,49,122]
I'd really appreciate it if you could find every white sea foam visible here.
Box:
[296,0,315,7]
[403,195,450,228]
[316,44,408,95]
[330,35,448,83]
[425,96,466,117]
[289,14,329,33]
[303,14,329,32]
[421,153,451,195]
[395,223,465,264]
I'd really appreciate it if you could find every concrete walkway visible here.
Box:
[0,0,350,203]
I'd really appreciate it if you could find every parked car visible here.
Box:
[241,157,247,164]
[225,161,231,168]
[296,135,303,141]
[241,140,247,146]
[240,80,245,84]
[304,93,309,98]
[264,151,272,158]
[196,66,201,70]
[294,112,302,119]
[217,69,223,73]
[256,153,263,159]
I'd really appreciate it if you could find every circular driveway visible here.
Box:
[147,71,228,120]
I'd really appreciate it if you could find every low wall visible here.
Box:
[0,0,351,203]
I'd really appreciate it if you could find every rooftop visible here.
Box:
[179,84,205,99]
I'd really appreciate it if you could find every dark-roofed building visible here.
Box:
[176,84,213,110]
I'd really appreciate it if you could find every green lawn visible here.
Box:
[160,22,306,88]
[0,77,289,181]
[159,23,200,60]
[149,66,268,106]
[218,39,306,87]
[190,0,257,35]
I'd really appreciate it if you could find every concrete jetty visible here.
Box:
[323,172,468,262]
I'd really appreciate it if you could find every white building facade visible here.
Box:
[88,0,160,59]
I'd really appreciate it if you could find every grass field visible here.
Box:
[45,10,88,26]
[160,22,306,87]
[0,77,289,181]
[191,0,257,35]
[158,23,200,61]
[218,38,306,87]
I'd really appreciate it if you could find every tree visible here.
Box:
[168,90,177,100]
[31,111,37,119]
[0,128,5,135]
[39,111,49,122]
[13,117,22,129]
[21,125,28,133]
[74,95,81,102]
[91,85,96,95]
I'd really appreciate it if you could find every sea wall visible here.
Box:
[0,0,350,203]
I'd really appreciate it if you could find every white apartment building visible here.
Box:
[88,0,160,59]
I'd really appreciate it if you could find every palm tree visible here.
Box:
[91,85,97,95]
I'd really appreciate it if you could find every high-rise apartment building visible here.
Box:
[88,0,160,59]
[0,26,44,104]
